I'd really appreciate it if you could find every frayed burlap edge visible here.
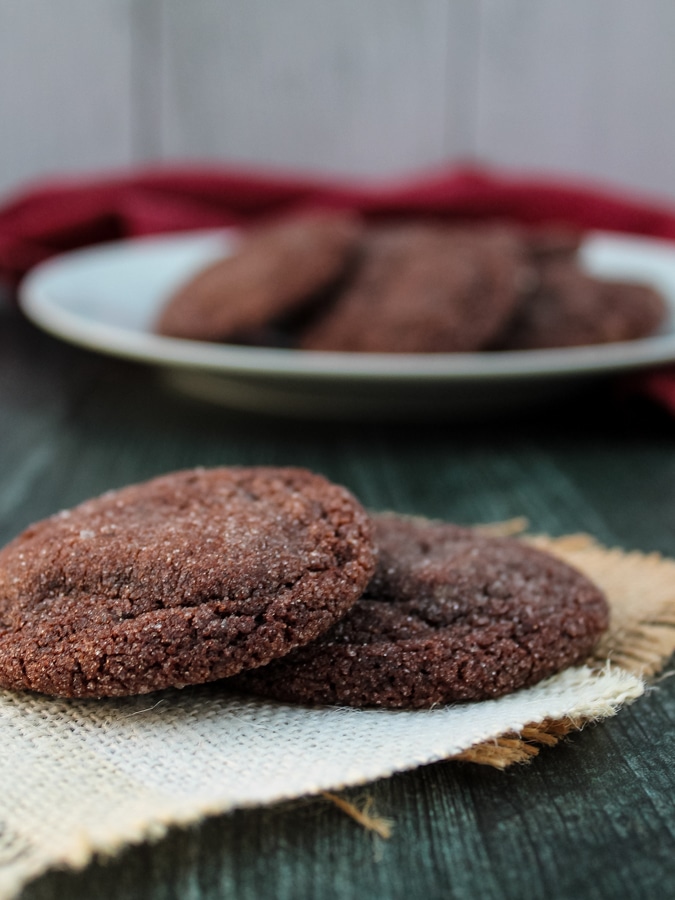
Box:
[457,530,675,768]
[1,531,674,900]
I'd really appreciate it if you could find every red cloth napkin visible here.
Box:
[2,164,675,411]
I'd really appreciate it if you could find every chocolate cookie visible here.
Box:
[495,261,667,350]
[0,467,375,698]
[234,513,609,708]
[298,224,529,353]
[524,226,583,264]
[156,211,363,342]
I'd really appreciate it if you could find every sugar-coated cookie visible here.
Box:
[495,261,666,349]
[235,513,609,708]
[299,224,528,353]
[156,211,362,342]
[0,467,375,698]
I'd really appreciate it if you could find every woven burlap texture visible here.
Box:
[1,533,674,900]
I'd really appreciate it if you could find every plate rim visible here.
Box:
[18,228,675,383]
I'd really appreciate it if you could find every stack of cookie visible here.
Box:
[155,212,666,352]
[0,467,609,707]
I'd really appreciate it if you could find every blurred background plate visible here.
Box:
[18,229,675,419]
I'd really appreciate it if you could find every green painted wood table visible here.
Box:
[1,299,673,900]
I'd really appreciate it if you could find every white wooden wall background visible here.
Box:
[0,0,674,202]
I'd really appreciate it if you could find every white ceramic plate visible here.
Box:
[19,230,675,418]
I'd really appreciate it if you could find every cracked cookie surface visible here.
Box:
[235,513,609,708]
[0,467,375,698]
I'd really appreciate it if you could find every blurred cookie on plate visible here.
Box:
[298,223,530,353]
[155,210,363,343]
[494,260,667,350]
[523,225,583,264]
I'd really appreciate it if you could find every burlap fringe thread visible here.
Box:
[320,527,675,837]
[455,530,675,769]
[321,793,394,839]
[1,527,674,884]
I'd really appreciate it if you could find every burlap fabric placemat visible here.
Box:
[1,532,674,900]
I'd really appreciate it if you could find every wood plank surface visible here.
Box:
[475,0,675,201]
[0,0,134,196]
[156,0,460,177]
[1,303,673,900]
[1,0,675,200]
